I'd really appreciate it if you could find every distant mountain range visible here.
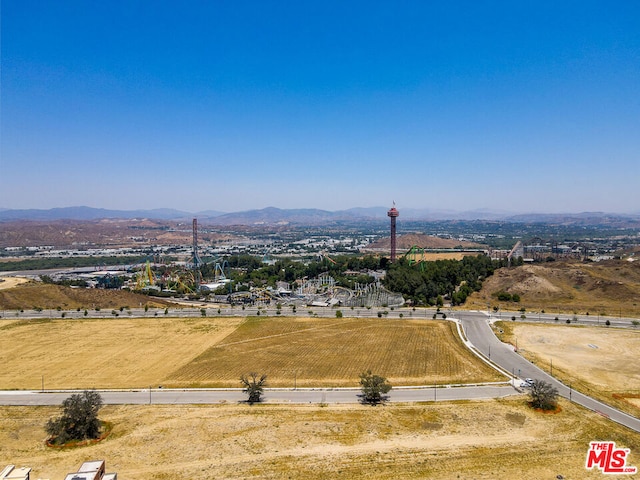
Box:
[0,206,638,226]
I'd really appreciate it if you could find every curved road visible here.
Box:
[456,311,640,433]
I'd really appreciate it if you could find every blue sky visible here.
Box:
[2,1,639,214]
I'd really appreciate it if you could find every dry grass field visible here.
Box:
[166,316,504,387]
[0,276,29,290]
[496,321,640,416]
[0,317,242,390]
[466,259,640,316]
[2,398,639,479]
[0,282,175,310]
[0,316,503,390]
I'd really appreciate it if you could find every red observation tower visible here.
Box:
[387,203,399,262]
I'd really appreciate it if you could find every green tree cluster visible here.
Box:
[384,255,504,306]
[494,291,520,302]
[217,254,383,290]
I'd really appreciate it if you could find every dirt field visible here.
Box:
[466,259,640,316]
[0,317,503,390]
[497,321,640,416]
[0,276,29,290]
[2,398,638,479]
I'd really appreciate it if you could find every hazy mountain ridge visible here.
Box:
[1,206,638,226]
[0,207,224,222]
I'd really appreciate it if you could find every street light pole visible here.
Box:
[569,383,572,402]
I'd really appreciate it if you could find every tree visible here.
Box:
[359,370,392,405]
[529,379,558,410]
[240,372,267,404]
[45,390,103,444]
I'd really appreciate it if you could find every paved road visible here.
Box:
[0,384,516,406]
[1,303,639,327]
[1,305,639,434]
[456,311,640,434]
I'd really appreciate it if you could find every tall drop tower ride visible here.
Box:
[191,218,202,291]
[191,218,202,268]
[387,203,399,262]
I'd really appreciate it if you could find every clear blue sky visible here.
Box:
[2,1,639,214]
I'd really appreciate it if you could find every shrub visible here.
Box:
[529,379,558,410]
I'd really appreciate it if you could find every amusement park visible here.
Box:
[127,218,405,308]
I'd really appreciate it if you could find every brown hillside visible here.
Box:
[466,259,640,316]
[365,233,484,251]
[0,219,235,248]
[0,282,176,310]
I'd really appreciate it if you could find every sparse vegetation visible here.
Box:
[466,259,640,316]
[4,397,638,480]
